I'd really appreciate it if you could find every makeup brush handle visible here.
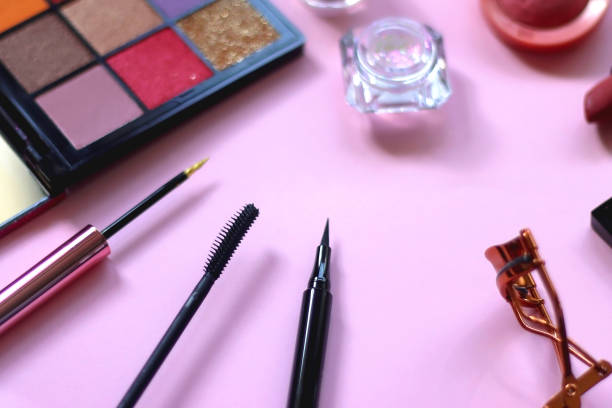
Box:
[0,225,109,335]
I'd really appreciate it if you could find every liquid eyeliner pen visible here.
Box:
[0,159,208,335]
[287,220,332,408]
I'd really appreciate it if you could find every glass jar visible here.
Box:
[340,18,452,113]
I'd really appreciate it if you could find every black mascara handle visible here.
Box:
[118,272,217,408]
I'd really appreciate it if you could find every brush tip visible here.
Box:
[184,158,209,177]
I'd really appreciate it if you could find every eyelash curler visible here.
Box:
[485,229,610,408]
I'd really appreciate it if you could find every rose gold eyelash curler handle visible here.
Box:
[485,229,610,408]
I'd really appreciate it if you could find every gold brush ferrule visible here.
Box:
[184,158,209,177]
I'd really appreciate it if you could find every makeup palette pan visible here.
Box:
[0,0,304,236]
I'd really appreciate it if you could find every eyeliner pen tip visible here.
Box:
[321,219,329,246]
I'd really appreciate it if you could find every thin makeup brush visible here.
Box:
[118,203,260,408]
[0,158,208,335]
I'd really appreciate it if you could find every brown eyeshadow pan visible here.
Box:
[178,0,280,71]
[0,13,93,93]
[61,0,163,55]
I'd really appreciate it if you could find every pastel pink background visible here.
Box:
[1,0,612,406]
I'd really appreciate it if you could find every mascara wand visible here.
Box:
[118,204,260,408]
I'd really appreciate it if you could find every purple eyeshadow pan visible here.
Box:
[151,0,207,18]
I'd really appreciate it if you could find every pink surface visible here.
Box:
[36,65,142,150]
[1,1,612,406]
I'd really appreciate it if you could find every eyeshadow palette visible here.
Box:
[0,0,303,235]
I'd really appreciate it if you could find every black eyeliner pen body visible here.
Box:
[287,222,332,408]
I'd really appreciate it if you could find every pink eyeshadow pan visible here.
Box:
[36,65,142,149]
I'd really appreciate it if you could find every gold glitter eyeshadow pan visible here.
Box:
[0,0,303,236]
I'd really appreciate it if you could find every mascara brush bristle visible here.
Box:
[205,204,259,278]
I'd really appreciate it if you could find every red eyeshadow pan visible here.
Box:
[107,28,212,109]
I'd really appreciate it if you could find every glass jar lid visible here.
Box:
[356,18,437,84]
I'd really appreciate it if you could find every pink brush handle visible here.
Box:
[0,225,110,334]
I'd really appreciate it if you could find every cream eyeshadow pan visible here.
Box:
[0,134,48,225]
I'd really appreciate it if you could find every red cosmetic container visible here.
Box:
[481,0,609,51]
